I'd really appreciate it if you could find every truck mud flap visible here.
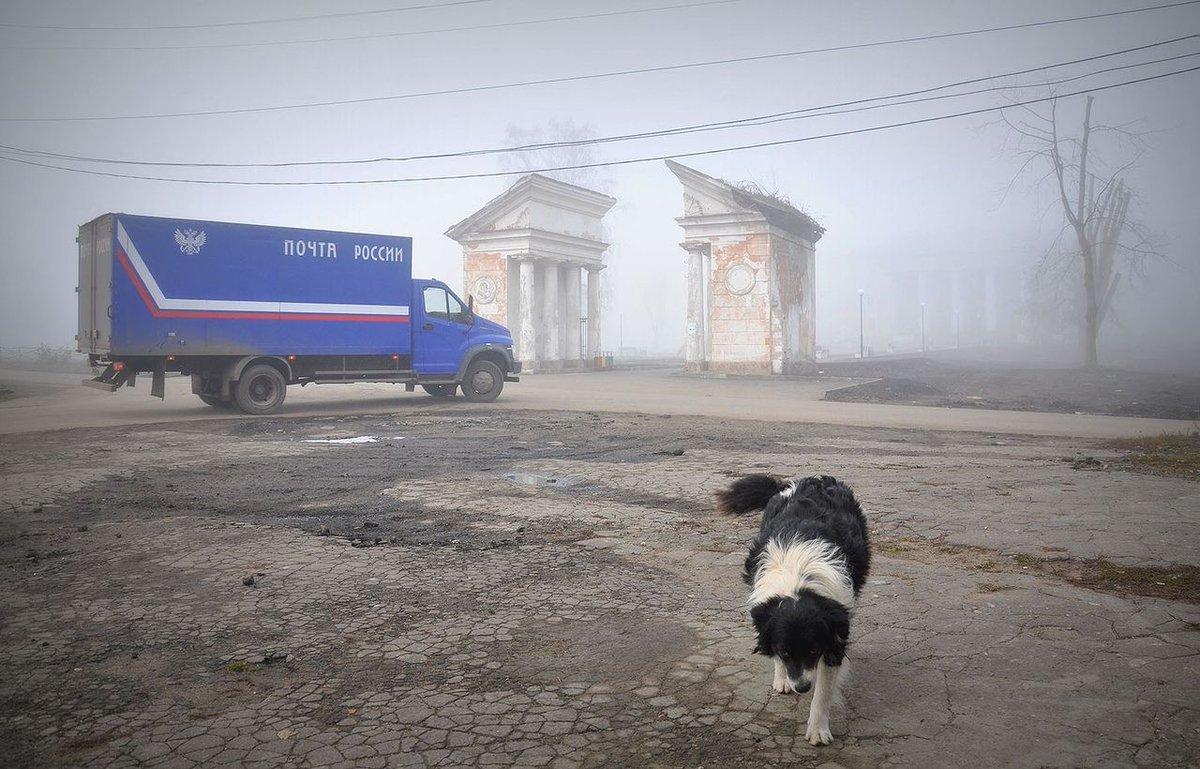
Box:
[150,360,166,399]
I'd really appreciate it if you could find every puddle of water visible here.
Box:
[302,436,405,445]
[503,472,581,488]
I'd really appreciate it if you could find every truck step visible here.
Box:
[81,377,122,392]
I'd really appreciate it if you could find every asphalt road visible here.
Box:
[1,367,1194,438]
[3,408,1197,769]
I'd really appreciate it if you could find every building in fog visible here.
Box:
[667,160,824,374]
[877,264,1025,353]
[445,174,616,372]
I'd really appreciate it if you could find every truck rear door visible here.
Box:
[414,283,472,376]
[76,215,113,354]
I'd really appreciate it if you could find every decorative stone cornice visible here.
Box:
[463,227,610,266]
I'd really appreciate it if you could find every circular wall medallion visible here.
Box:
[473,276,498,304]
[724,263,756,295]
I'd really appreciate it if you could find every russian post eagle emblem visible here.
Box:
[174,228,207,255]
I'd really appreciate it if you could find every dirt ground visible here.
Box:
[1,408,1198,769]
[819,358,1200,420]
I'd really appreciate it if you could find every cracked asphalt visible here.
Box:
[1,408,1197,768]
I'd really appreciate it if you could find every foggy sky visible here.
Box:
[1,0,1197,365]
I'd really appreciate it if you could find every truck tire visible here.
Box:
[422,384,457,398]
[232,364,287,415]
[461,359,504,403]
[198,394,233,409]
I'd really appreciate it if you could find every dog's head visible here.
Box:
[751,590,849,692]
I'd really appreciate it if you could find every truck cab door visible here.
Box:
[414,283,472,376]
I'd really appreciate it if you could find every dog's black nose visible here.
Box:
[794,680,811,694]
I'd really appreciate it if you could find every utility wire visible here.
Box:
[0,0,501,31]
[4,37,1196,168]
[2,65,1196,185]
[2,0,1197,122]
[4,0,743,51]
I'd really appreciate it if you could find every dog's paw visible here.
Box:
[805,718,833,746]
[771,678,791,694]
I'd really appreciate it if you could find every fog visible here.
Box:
[2,0,1198,370]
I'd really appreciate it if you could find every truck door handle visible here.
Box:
[423,322,434,331]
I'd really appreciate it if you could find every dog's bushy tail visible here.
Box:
[716,474,783,515]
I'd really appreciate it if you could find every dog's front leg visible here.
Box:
[805,661,841,745]
[771,657,791,693]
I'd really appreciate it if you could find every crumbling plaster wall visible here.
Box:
[462,249,509,328]
[768,232,816,374]
[707,232,773,373]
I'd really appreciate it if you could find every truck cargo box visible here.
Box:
[77,213,413,358]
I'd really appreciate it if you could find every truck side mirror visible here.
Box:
[467,295,475,313]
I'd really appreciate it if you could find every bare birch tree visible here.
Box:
[1001,95,1159,368]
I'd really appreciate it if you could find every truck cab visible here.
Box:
[412,279,519,400]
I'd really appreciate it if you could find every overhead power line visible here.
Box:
[1,0,1197,122]
[4,0,743,51]
[0,0,501,31]
[4,36,1196,168]
[2,65,1196,185]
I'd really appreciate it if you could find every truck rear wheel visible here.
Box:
[461,359,504,403]
[422,384,457,398]
[198,394,233,409]
[233,364,287,415]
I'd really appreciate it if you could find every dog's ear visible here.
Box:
[749,598,781,655]
[716,474,783,515]
[821,604,851,667]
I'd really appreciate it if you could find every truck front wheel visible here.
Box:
[461,359,504,403]
[233,364,287,415]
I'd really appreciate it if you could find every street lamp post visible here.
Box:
[857,289,865,359]
[920,301,927,354]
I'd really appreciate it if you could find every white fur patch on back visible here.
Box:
[748,538,854,609]
[778,481,797,499]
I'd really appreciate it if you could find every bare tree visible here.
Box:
[497,119,610,192]
[1001,95,1160,368]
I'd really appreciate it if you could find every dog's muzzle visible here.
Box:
[791,679,811,694]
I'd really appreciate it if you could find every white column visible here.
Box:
[586,266,602,359]
[563,264,581,362]
[540,260,560,365]
[684,242,706,367]
[517,259,538,368]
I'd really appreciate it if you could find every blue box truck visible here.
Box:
[76,213,519,414]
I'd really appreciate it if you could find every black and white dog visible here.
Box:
[717,474,871,746]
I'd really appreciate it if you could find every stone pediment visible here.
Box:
[665,160,823,244]
[445,173,616,243]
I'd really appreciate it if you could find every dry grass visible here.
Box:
[877,535,1199,602]
[1111,432,1200,479]
[975,582,1015,593]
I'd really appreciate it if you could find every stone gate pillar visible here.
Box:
[666,160,824,374]
[586,266,602,359]
[539,261,561,367]
[517,259,538,367]
[446,174,615,372]
[563,265,582,361]
[683,241,708,368]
